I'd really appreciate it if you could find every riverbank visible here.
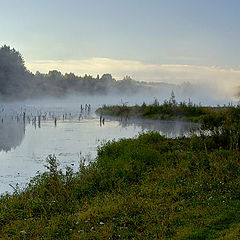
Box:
[96,99,230,122]
[0,106,240,239]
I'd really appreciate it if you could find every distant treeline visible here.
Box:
[0,45,194,101]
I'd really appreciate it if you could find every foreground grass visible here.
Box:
[1,107,240,239]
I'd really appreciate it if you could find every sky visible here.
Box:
[1,0,240,97]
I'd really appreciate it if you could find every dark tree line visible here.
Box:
[0,45,157,100]
[0,45,197,101]
[33,71,153,98]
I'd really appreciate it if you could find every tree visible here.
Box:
[0,45,33,98]
[170,90,177,105]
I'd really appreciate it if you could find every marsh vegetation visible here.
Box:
[96,94,231,123]
[0,102,240,239]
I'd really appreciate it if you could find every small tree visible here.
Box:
[170,90,177,106]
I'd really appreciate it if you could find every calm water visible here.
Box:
[0,105,198,195]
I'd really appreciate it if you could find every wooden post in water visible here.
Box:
[38,115,41,128]
[23,112,26,124]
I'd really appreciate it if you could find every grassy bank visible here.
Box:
[96,98,230,122]
[0,107,240,239]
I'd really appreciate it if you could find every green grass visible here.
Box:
[1,106,240,239]
[96,98,209,121]
[96,99,231,123]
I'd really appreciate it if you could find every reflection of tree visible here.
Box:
[110,117,199,138]
[0,119,25,152]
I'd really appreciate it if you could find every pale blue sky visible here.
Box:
[1,0,240,66]
[1,0,240,98]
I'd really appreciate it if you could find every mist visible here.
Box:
[0,45,239,106]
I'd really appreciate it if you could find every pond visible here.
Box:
[0,103,198,195]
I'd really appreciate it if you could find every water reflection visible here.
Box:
[0,112,198,154]
[106,117,199,138]
[0,105,93,153]
[0,118,25,152]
